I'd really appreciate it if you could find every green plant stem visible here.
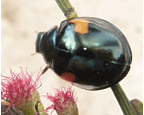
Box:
[111,83,137,115]
[55,0,78,19]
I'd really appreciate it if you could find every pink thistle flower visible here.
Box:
[1,68,42,112]
[45,86,79,115]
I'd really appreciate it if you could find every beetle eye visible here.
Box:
[36,32,45,53]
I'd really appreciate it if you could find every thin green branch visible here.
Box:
[111,83,137,115]
[55,0,78,19]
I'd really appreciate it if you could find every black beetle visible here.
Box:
[36,17,132,90]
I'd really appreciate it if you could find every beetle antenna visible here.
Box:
[31,52,37,56]
[35,31,39,33]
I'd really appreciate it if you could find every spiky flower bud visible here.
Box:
[45,86,79,115]
[1,68,46,115]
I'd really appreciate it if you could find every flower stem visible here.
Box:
[55,0,78,19]
[111,83,137,115]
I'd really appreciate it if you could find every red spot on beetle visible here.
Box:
[61,72,75,82]
[70,19,89,34]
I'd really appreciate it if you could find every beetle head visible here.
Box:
[36,26,58,64]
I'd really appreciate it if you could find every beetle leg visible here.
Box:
[42,66,49,74]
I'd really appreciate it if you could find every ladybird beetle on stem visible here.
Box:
[36,17,132,90]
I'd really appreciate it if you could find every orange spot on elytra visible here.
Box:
[70,19,89,34]
[61,72,75,82]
